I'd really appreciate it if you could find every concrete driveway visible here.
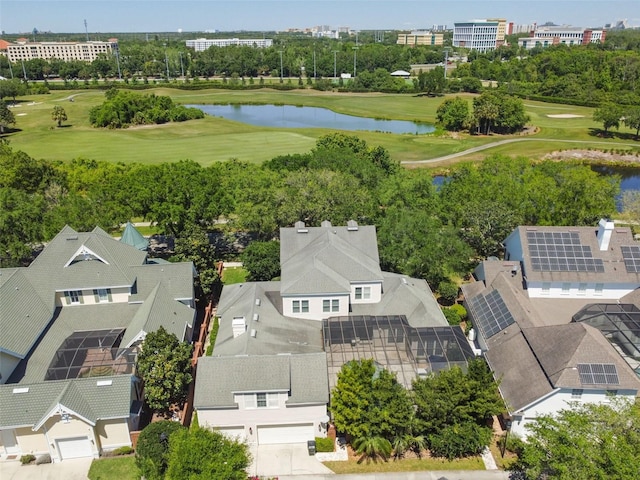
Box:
[0,458,92,480]
[249,443,334,477]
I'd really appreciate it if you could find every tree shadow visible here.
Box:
[588,128,639,141]
[57,124,73,128]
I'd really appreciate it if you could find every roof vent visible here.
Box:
[295,221,308,233]
[13,387,29,394]
[250,329,257,338]
[255,298,261,306]
[232,317,246,338]
[347,220,359,231]
[66,236,78,240]
[321,220,332,228]
[97,379,113,386]
[253,313,259,322]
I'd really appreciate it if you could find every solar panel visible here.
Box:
[621,245,640,273]
[468,290,515,339]
[577,363,619,385]
[526,231,604,273]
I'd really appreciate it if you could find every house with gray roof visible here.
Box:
[463,219,640,439]
[194,221,459,446]
[0,225,195,461]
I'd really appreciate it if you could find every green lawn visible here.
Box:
[222,267,249,284]
[88,456,139,480]
[324,455,485,473]
[6,88,640,165]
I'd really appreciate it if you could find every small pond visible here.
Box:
[187,104,435,134]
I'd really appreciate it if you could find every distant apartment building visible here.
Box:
[518,26,607,49]
[397,31,444,47]
[6,39,118,63]
[185,38,273,51]
[431,24,448,32]
[453,18,507,52]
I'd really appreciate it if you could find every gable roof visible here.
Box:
[194,353,328,409]
[0,375,135,429]
[280,223,383,295]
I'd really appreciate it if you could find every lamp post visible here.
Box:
[278,50,283,82]
[443,47,451,79]
[332,50,338,80]
[115,48,122,80]
[353,46,358,78]
[164,44,170,81]
[179,52,184,78]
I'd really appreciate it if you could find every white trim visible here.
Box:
[63,245,110,268]
[34,403,96,431]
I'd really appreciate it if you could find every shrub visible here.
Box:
[112,446,134,456]
[437,280,459,305]
[35,454,51,464]
[429,423,492,460]
[20,454,35,465]
[315,437,334,452]
[442,307,462,326]
[135,420,185,480]
[450,303,467,322]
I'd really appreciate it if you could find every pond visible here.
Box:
[187,104,435,134]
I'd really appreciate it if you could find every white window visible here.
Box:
[542,283,551,294]
[323,299,340,312]
[571,389,583,399]
[245,393,278,409]
[561,283,571,295]
[292,300,309,313]
[65,290,82,305]
[97,288,110,303]
[578,283,587,295]
[595,283,604,295]
[355,286,371,300]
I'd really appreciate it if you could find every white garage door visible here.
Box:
[216,426,246,443]
[57,436,93,460]
[257,423,314,445]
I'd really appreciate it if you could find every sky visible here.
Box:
[1,0,638,34]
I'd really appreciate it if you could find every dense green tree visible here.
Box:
[172,224,219,298]
[51,105,67,127]
[623,106,640,139]
[412,358,503,435]
[377,207,473,287]
[137,327,193,412]
[514,400,640,480]
[0,188,46,266]
[165,427,250,480]
[0,100,16,133]
[429,422,492,460]
[436,96,470,131]
[135,420,185,480]
[459,201,523,258]
[593,103,623,134]
[330,359,413,441]
[241,240,281,281]
[0,79,25,102]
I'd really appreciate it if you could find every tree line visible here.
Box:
[0,133,618,295]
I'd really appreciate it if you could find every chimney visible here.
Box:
[597,218,615,251]
[321,220,332,228]
[232,317,246,338]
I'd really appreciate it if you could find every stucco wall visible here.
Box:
[14,427,49,455]
[0,352,21,385]
[96,418,131,451]
[44,415,98,461]
[349,282,382,304]
[282,294,350,321]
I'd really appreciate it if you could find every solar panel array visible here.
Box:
[468,290,515,339]
[577,363,619,385]
[621,245,640,273]
[527,231,604,272]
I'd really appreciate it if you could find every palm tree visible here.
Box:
[352,436,392,464]
[51,105,67,127]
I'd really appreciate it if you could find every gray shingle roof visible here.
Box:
[213,282,324,357]
[280,224,383,295]
[0,375,135,429]
[194,353,328,409]
[129,263,195,302]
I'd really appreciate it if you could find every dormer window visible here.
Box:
[64,290,83,305]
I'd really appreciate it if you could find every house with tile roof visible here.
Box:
[0,225,196,461]
[462,219,640,439]
[194,221,474,445]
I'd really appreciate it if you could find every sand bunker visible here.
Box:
[547,114,584,118]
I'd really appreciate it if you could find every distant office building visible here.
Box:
[453,19,506,52]
[508,22,537,35]
[397,31,444,47]
[6,39,118,63]
[185,38,273,51]
[518,26,606,49]
[431,24,448,32]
